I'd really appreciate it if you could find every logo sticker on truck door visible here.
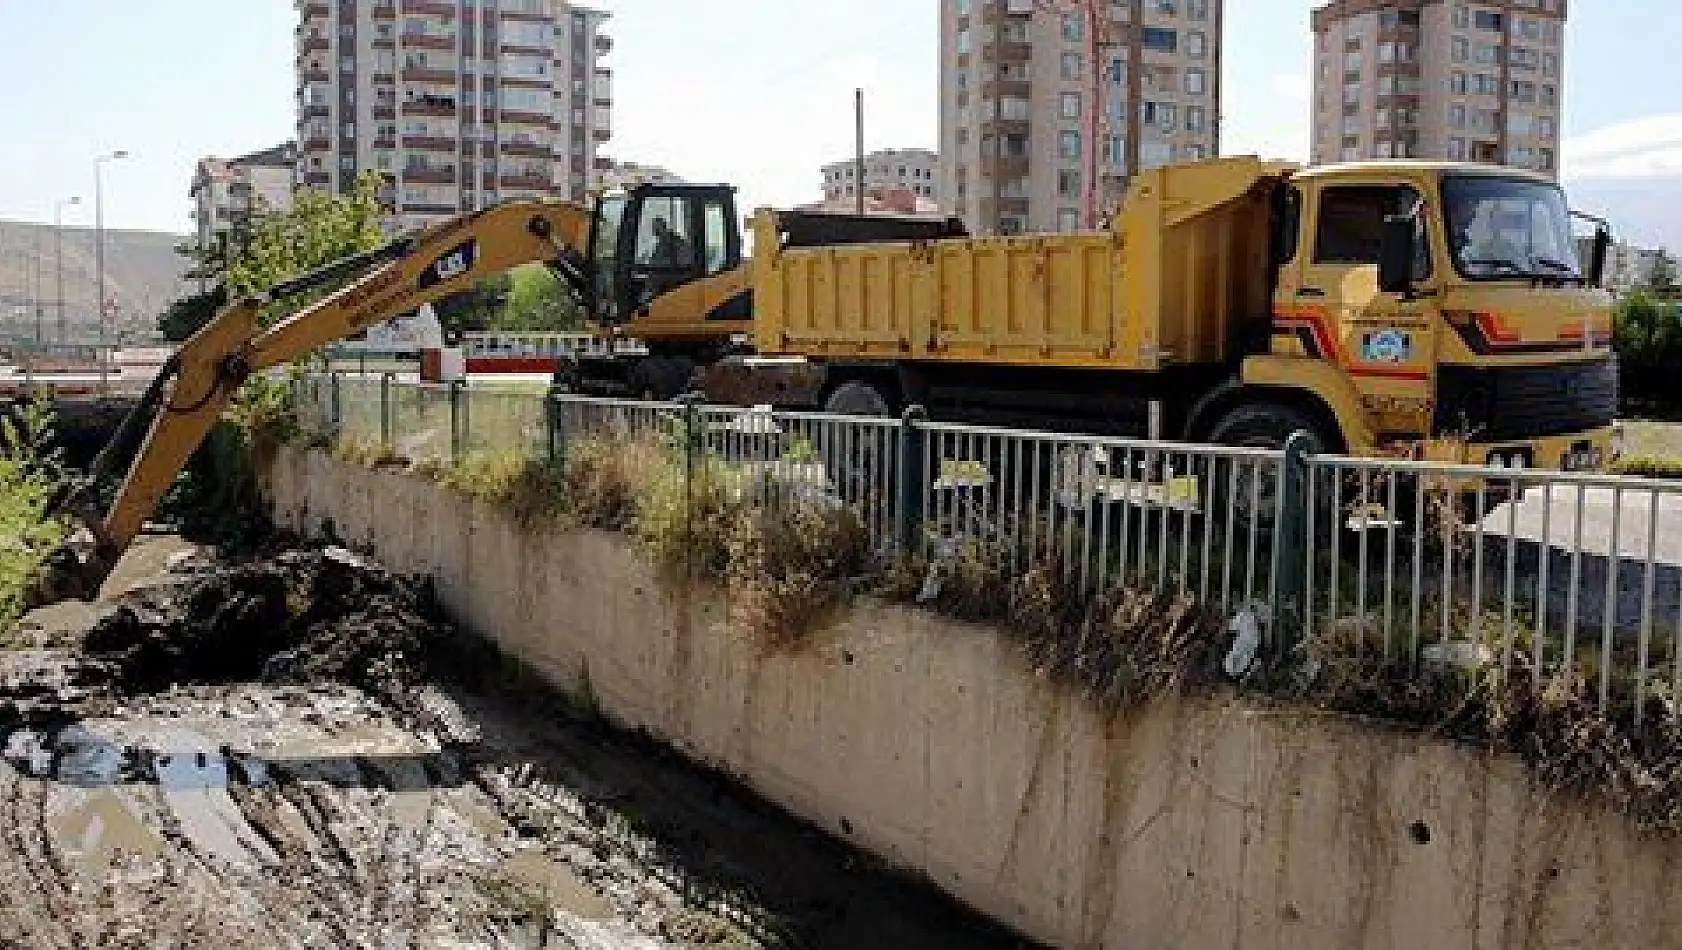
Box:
[1360,329,1413,364]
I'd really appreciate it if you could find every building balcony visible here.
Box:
[300,68,330,83]
[303,104,330,118]
[401,203,459,217]
[403,135,458,152]
[985,118,1031,137]
[593,127,611,142]
[499,8,551,22]
[401,33,456,51]
[300,37,329,54]
[595,34,613,54]
[403,166,458,184]
[301,2,329,16]
[372,136,397,149]
[400,0,457,18]
[303,172,331,186]
[370,2,396,19]
[499,109,552,127]
[500,43,552,57]
[500,173,553,190]
[983,155,1030,178]
[985,42,1032,64]
[372,105,397,120]
[500,140,551,158]
[401,98,459,117]
[302,136,331,151]
[401,67,459,84]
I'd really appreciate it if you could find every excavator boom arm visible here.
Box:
[56,199,594,600]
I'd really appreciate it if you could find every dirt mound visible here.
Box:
[82,547,448,696]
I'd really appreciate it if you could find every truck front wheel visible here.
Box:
[1206,402,1334,533]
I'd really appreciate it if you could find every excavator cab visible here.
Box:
[586,183,742,329]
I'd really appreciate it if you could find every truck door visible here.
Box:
[1292,182,1439,437]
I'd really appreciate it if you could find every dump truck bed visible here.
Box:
[752,157,1294,372]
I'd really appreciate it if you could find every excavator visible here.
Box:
[26,183,962,607]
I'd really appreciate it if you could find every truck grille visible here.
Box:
[1434,358,1619,442]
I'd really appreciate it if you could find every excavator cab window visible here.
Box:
[599,184,740,322]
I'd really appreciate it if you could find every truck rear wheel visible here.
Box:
[821,381,896,506]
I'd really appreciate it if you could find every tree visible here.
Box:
[159,171,390,340]
[1644,251,1680,299]
[158,284,229,343]
[226,171,389,325]
[1614,289,1682,415]
[431,274,512,336]
[492,264,584,332]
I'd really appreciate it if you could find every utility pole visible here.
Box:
[855,88,866,216]
[33,226,44,347]
[95,150,130,396]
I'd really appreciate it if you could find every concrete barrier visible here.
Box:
[264,445,1682,950]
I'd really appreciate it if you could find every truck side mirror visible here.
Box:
[1378,215,1416,296]
[1588,226,1612,288]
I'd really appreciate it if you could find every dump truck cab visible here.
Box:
[1256,161,1617,470]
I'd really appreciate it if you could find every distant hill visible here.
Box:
[0,220,190,344]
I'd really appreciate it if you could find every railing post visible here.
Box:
[449,378,466,462]
[676,392,704,581]
[329,371,342,436]
[379,371,395,449]
[546,385,568,467]
[895,405,929,555]
[1271,431,1316,663]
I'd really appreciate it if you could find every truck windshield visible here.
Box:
[1443,175,1581,281]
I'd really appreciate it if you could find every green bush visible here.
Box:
[1615,290,1682,416]
[1609,455,1682,480]
[0,402,71,632]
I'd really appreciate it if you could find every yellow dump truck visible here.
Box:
[718,156,1618,471]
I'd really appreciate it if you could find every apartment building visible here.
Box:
[594,159,684,190]
[295,0,614,231]
[821,148,942,204]
[940,0,1223,235]
[188,143,297,252]
[1311,0,1566,176]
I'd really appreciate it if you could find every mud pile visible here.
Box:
[82,547,449,696]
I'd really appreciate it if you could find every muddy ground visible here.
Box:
[5,536,1036,950]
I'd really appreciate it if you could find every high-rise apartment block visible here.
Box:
[821,149,942,204]
[939,0,1223,236]
[296,0,614,231]
[1311,1,1566,176]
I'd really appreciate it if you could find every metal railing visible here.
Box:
[294,372,1682,719]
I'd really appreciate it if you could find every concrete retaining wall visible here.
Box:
[264,446,1682,949]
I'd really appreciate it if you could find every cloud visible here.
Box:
[1563,115,1682,181]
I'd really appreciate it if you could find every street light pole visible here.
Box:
[95,150,129,396]
[54,197,81,348]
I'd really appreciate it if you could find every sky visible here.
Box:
[0,1,1678,247]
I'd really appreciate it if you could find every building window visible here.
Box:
[1185,105,1205,133]
[1061,52,1083,81]
[1060,92,1081,119]
[1141,28,1177,53]
[1448,138,1467,161]
[1184,69,1205,96]
[1062,14,1082,42]
[1186,31,1206,59]
[1057,169,1080,198]
[1059,130,1080,159]
[1057,209,1079,233]
[1187,0,1208,20]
